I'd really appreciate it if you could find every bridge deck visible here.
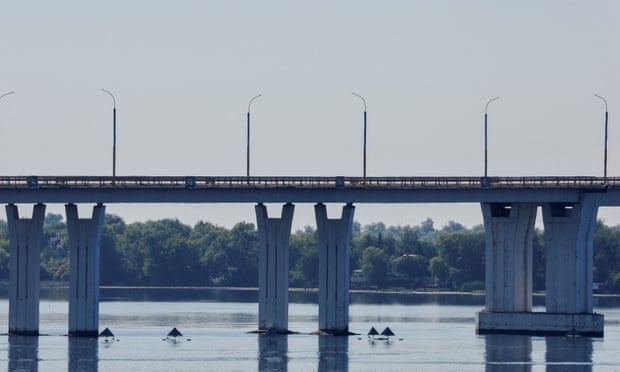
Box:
[0,175,614,189]
[0,176,617,205]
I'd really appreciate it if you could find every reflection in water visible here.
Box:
[485,334,532,372]
[9,335,39,372]
[68,337,99,372]
[545,336,593,372]
[258,334,288,371]
[318,336,348,372]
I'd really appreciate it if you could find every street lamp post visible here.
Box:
[247,94,262,178]
[101,89,117,182]
[484,96,500,177]
[0,91,15,101]
[595,93,609,180]
[0,92,16,155]
[352,93,367,181]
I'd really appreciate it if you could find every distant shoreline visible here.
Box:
[75,284,620,297]
[2,282,618,297]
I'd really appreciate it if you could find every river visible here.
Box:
[0,287,619,371]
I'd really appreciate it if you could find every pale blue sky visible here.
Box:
[1,1,619,229]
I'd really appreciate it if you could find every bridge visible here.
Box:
[2,175,615,337]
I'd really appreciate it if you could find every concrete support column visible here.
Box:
[542,196,598,314]
[478,198,603,336]
[66,204,105,337]
[7,204,46,335]
[256,203,294,333]
[481,203,537,312]
[315,203,355,335]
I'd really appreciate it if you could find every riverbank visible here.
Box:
[2,281,619,298]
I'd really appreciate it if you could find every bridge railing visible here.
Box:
[0,175,616,189]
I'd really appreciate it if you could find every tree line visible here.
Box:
[0,214,618,292]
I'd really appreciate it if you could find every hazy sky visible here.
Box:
[1,1,619,230]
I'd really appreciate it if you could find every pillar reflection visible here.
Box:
[318,335,349,372]
[485,334,532,372]
[545,336,593,372]
[258,334,288,372]
[68,336,98,372]
[9,335,39,372]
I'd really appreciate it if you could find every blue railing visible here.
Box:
[0,176,614,189]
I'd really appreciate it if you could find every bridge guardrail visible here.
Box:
[0,176,614,189]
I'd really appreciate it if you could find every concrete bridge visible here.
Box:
[2,175,618,337]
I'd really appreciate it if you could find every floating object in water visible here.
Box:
[99,328,115,343]
[99,328,114,338]
[367,326,379,337]
[367,327,395,342]
[381,327,395,338]
[167,327,183,338]
[367,326,380,343]
[99,327,114,338]
[165,327,183,343]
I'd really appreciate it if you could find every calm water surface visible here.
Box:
[0,288,619,371]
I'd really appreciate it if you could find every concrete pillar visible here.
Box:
[315,203,355,335]
[7,204,46,335]
[256,203,294,333]
[478,198,603,337]
[542,196,598,314]
[66,203,105,337]
[481,202,537,312]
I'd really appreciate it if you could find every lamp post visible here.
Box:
[247,94,262,178]
[484,96,500,177]
[0,91,15,101]
[352,92,367,181]
[101,89,117,182]
[595,93,609,180]
[1,91,15,151]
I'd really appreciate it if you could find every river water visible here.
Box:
[0,288,619,371]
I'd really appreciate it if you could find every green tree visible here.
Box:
[225,222,259,286]
[394,254,429,287]
[201,239,229,285]
[116,219,199,285]
[397,226,436,258]
[0,220,9,280]
[433,231,485,288]
[190,221,227,285]
[195,222,259,286]
[594,221,620,291]
[290,227,318,287]
[100,214,128,285]
[532,228,545,291]
[360,246,390,286]
[41,213,69,281]
[429,256,450,286]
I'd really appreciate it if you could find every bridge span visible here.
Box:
[1,175,614,337]
[1,175,620,204]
